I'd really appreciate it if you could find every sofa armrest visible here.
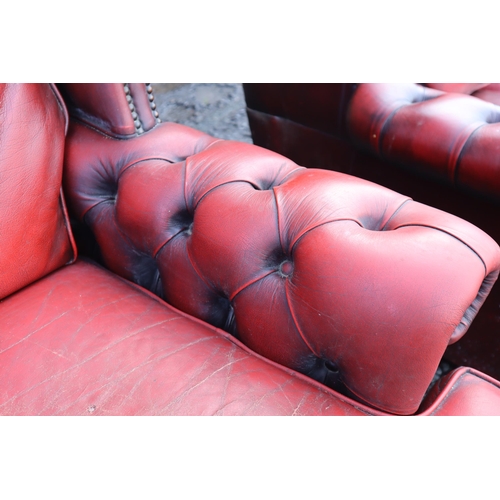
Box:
[63,120,500,415]
[347,83,500,202]
[419,367,500,416]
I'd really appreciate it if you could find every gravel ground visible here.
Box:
[152,83,252,143]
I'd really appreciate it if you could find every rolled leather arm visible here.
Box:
[347,83,500,201]
[63,120,500,415]
[419,367,500,416]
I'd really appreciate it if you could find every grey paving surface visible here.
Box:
[152,83,252,143]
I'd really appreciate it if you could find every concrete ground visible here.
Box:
[152,83,252,143]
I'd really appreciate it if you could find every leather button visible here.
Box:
[278,260,293,278]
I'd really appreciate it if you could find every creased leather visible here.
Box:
[347,83,500,201]
[0,83,75,300]
[0,260,377,416]
[63,116,500,415]
[419,367,500,416]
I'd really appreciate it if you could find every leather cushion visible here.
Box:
[0,259,375,416]
[419,367,500,416]
[0,84,76,300]
[63,121,500,415]
[424,83,500,106]
[57,83,157,137]
[347,83,500,200]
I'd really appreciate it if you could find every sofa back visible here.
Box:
[0,84,76,300]
[57,83,160,137]
[62,103,500,415]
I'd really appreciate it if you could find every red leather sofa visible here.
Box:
[243,83,500,382]
[2,83,500,415]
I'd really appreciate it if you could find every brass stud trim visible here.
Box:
[145,83,162,124]
[123,83,144,134]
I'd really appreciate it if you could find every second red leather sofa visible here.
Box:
[1,83,500,415]
[243,83,500,382]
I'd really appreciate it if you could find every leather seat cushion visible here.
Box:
[0,259,376,416]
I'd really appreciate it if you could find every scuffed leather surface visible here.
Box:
[0,259,376,416]
[57,84,157,137]
[419,367,500,416]
[347,83,500,201]
[424,83,500,106]
[0,84,76,300]
[243,83,500,381]
[63,117,500,415]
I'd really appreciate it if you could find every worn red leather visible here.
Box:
[4,258,500,415]
[471,84,500,106]
[424,83,500,106]
[347,83,500,201]
[423,83,490,95]
[0,259,378,416]
[57,83,159,137]
[244,83,500,202]
[62,113,500,415]
[243,83,500,381]
[344,85,500,379]
[0,84,76,300]
[419,367,500,416]
[0,82,500,415]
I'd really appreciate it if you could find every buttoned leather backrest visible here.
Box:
[347,83,500,202]
[57,83,160,137]
[0,84,76,299]
[61,85,500,414]
[424,83,500,106]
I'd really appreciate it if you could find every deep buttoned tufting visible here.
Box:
[63,119,500,415]
[347,83,500,201]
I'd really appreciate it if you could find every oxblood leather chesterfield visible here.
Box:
[2,83,500,416]
[243,83,500,381]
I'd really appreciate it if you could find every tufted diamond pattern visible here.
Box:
[347,83,500,201]
[63,120,500,415]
